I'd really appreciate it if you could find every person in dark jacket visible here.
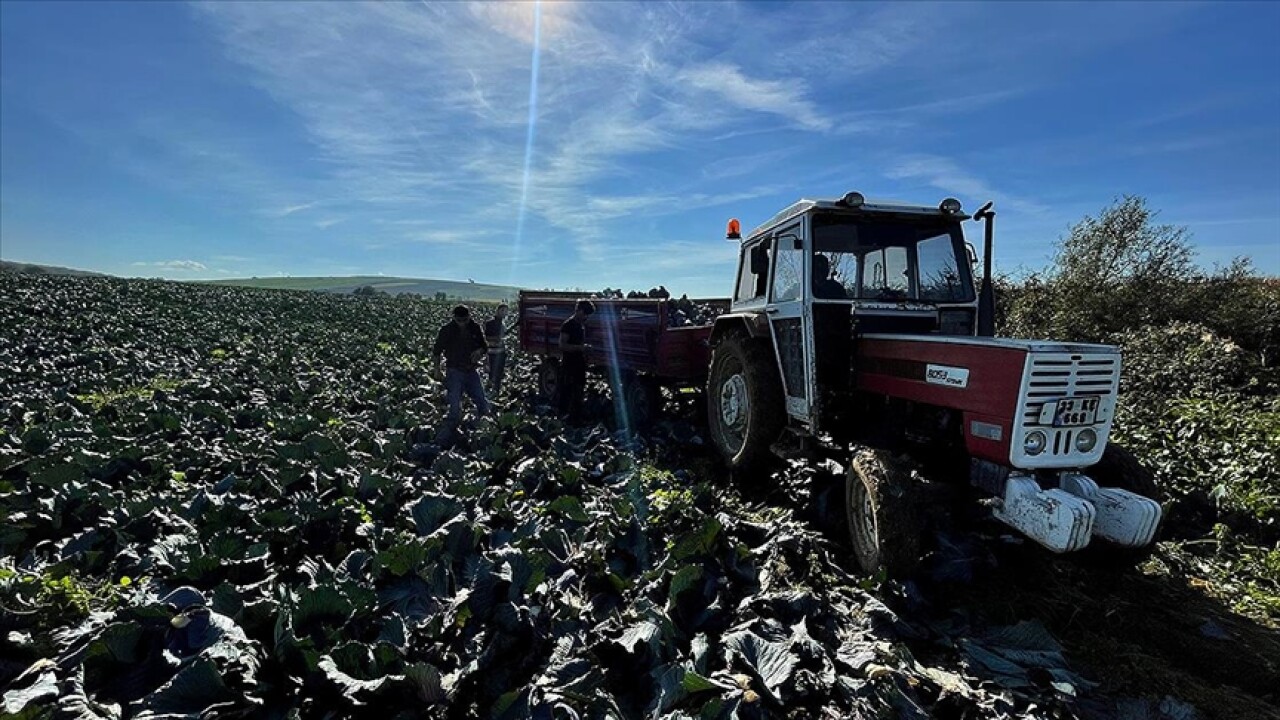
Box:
[483,303,516,394]
[812,254,848,299]
[432,305,491,430]
[558,299,595,422]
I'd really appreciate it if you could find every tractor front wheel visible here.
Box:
[1090,442,1161,500]
[1084,442,1163,566]
[846,447,924,577]
[706,333,784,473]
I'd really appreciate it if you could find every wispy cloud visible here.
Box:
[183,3,1058,288]
[133,259,207,271]
[192,2,864,266]
[404,229,496,247]
[274,201,319,217]
[677,63,832,132]
[885,154,1049,215]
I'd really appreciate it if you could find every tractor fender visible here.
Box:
[710,312,771,346]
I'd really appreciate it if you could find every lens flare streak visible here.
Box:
[509,0,543,283]
[600,306,632,436]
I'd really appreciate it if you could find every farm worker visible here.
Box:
[812,254,848,299]
[432,305,491,431]
[558,299,595,422]
[484,303,517,394]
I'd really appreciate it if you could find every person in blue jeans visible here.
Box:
[483,303,517,394]
[431,305,491,436]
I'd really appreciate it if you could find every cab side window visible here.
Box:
[735,239,772,302]
[771,235,803,302]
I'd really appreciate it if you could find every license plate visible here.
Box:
[1039,396,1100,427]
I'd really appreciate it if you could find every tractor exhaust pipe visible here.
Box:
[974,201,995,337]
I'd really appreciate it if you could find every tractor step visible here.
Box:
[770,427,815,461]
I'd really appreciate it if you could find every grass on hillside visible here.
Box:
[197,275,520,301]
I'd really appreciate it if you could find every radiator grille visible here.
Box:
[1011,352,1120,466]
[1022,355,1119,429]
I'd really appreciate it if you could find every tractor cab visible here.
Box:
[722,192,986,431]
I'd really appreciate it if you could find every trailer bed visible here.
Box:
[517,291,727,383]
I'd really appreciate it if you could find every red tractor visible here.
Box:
[517,192,1162,575]
[705,192,1161,574]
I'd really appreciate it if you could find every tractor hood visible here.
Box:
[861,332,1119,356]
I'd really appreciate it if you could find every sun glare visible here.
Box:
[510,0,542,284]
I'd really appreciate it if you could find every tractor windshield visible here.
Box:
[811,213,974,303]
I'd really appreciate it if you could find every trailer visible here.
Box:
[517,291,729,424]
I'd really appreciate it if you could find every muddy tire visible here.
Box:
[846,447,923,577]
[536,359,560,404]
[707,333,785,473]
[1090,442,1161,500]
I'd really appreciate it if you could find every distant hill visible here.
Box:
[198,275,520,302]
[0,260,106,277]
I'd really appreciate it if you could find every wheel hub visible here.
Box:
[719,374,748,428]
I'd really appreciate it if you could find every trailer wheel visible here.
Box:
[536,359,560,403]
[621,375,662,430]
[846,448,923,577]
[707,333,784,472]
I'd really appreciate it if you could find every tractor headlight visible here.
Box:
[1024,430,1047,456]
[1075,428,1097,453]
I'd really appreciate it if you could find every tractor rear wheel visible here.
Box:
[846,447,923,577]
[707,333,784,473]
[536,359,560,404]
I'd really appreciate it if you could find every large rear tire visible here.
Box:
[706,333,785,473]
[846,447,924,577]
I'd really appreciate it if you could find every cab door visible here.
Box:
[765,221,816,426]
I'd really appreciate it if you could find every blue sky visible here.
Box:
[1,1,1277,295]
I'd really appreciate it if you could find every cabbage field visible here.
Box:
[2,273,1277,719]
